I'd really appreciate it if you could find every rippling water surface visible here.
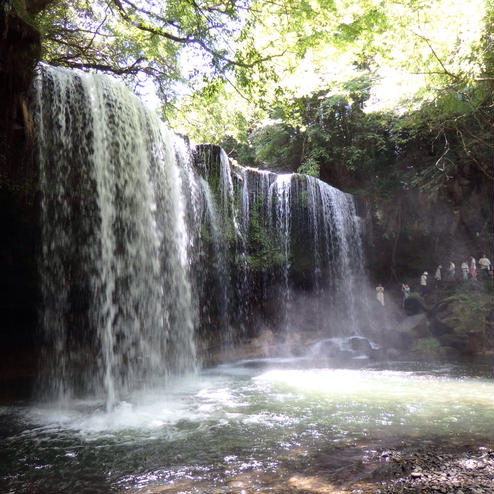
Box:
[1,359,493,493]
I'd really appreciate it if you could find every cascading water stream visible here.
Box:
[267,174,293,327]
[34,65,198,408]
[306,176,365,335]
[198,177,231,342]
[33,64,368,408]
[219,149,242,241]
[240,168,250,233]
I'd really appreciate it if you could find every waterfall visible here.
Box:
[33,65,368,407]
[230,168,366,336]
[267,174,293,327]
[305,176,365,335]
[34,65,198,408]
[240,168,250,233]
[198,177,231,343]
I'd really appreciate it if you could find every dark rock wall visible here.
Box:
[362,180,493,287]
[0,5,45,377]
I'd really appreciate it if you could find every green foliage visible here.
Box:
[297,157,319,177]
[388,77,494,194]
[245,198,284,271]
[248,121,304,172]
[411,337,441,357]
[31,0,493,120]
[172,0,493,202]
[33,0,257,104]
[441,290,493,337]
[215,86,401,196]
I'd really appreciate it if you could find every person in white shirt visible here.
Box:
[469,257,477,280]
[461,261,469,280]
[376,284,385,306]
[434,265,442,284]
[447,261,455,280]
[420,272,428,294]
[478,254,491,279]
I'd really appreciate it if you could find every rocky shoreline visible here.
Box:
[285,440,494,494]
[371,445,494,494]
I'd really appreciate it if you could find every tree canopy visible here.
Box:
[172,0,493,131]
[10,0,494,192]
[170,0,493,194]
[29,0,261,103]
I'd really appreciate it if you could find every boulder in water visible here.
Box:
[348,336,374,355]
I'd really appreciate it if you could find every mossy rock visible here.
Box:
[395,313,431,338]
[411,337,441,358]
[432,289,492,337]
[403,293,428,315]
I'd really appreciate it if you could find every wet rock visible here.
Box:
[384,348,403,360]
[348,336,374,355]
[436,333,468,352]
[437,345,461,359]
[403,296,427,315]
[395,313,430,337]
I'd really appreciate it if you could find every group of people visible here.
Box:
[420,253,493,293]
[375,253,492,308]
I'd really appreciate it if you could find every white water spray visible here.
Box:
[34,65,197,408]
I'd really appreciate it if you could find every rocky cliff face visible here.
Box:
[0,3,57,357]
[0,3,49,394]
[361,167,493,286]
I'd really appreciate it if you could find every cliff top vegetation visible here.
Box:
[7,0,494,198]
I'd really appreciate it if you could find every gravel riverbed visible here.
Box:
[379,445,494,494]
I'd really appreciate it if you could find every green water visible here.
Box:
[0,359,492,493]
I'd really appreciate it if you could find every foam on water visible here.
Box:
[1,362,493,494]
[10,364,494,438]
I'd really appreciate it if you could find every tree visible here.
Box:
[31,0,270,103]
[172,0,493,145]
[12,0,493,186]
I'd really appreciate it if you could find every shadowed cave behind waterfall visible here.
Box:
[33,64,383,409]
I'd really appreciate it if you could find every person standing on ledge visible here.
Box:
[401,282,410,307]
[420,271,428,294]
[461,260,469,280]
[447,261,456,280]
[478,254,491,279]
[434,264,442,285]
[376,284,385,306]
[469,256,477,280]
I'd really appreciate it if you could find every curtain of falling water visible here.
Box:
[198,177,230,340]
[233,167,366,336]
[34,65,198,409]
[267,175,293,327]
[33,64,367,408]
[306,176,365,335]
